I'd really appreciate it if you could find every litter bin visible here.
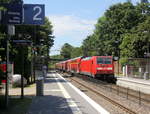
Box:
[139,68,144,79]
[36,77,44,96]
[144,72,149,80]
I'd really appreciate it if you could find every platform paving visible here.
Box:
[27,72,109,114]
[117,77,150,94]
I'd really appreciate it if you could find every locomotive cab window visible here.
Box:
[97,57,112,64]
[97,58,103,64]
[104,58,112,64]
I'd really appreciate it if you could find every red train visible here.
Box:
[56,56,115,80]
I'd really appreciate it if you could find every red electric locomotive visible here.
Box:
[55,56,115,80]
[79,56,114,79]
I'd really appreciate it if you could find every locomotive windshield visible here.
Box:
[97,58,112,64]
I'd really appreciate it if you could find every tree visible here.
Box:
[120,16,150,58]
[82,2,147,57]
[34,17,54,60]
[12,17,54,82]
[103,2,145,56]
[82,35,98,56]
[141,0,149,3]
[60,43,73,59]
[93,16,111,56]
[71,47,83,58]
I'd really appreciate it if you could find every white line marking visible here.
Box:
[52,74,82,114]
[44,89,62,92]
[57,73,110,114]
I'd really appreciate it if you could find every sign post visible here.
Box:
[0,11,2,22]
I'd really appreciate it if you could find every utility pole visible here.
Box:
[5,25,15,108]
[33,26,37,83]
[21,46,24,99]
[0,11,2,22]
[5,33,10,108]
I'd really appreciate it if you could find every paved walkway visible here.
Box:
[117,76,150,94]
[27,71,109,114]
[27,73,73,114]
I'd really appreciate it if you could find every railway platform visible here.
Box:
[117,77,150,94]
[27,71,109,114]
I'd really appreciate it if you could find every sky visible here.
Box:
[24,0,141,55]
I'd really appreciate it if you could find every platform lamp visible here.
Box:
[143,30,150,80]
[115,40,120,76]
[144,52,150,80]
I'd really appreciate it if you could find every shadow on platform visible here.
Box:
[27,95,73,114]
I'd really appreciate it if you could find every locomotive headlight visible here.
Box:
[107,67,112,70]
[97,67,103,70]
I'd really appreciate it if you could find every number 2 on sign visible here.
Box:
[33,6,42,21]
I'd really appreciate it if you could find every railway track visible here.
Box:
[69,77,137,114]
[75,74,150,106]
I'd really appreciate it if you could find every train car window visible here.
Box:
[82,57,91,61]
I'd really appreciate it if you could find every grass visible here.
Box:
[115,73,124,77]
[0,97,32,114]
[25,83,35,88]
[12,83,35,88]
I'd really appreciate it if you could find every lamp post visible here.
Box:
[143,30,150,80]
[144,53,150,80]
[115,40,120,76]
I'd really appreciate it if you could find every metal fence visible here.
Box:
[119,58,150,79]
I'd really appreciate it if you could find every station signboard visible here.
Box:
[0,4,45,25]
[12,40,32,45]
[0,4,23,24]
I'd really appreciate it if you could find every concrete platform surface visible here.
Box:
[117,77,150,94]
[27,72,109,114]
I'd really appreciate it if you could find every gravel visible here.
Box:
[63,74,150,114]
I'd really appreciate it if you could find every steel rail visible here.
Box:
[70,77,137,114]
[77,74,150,105]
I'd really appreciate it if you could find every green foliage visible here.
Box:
[120,57,140,67]
[50,2,150,63]
[81,2,150,59]
[14,17,54,82]
[34,17,54,58]
[50,54,63,60]
[60,43,73,59]
[0,0,10,3]
[60,43,83,59]
[0,16,54,83]
[120,15,150,58]
[71,47,83,58]
[120,57,128,66]
[82,35,98,56]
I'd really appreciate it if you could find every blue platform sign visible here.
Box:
[23,4,45,25]
[0,4,23,24]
